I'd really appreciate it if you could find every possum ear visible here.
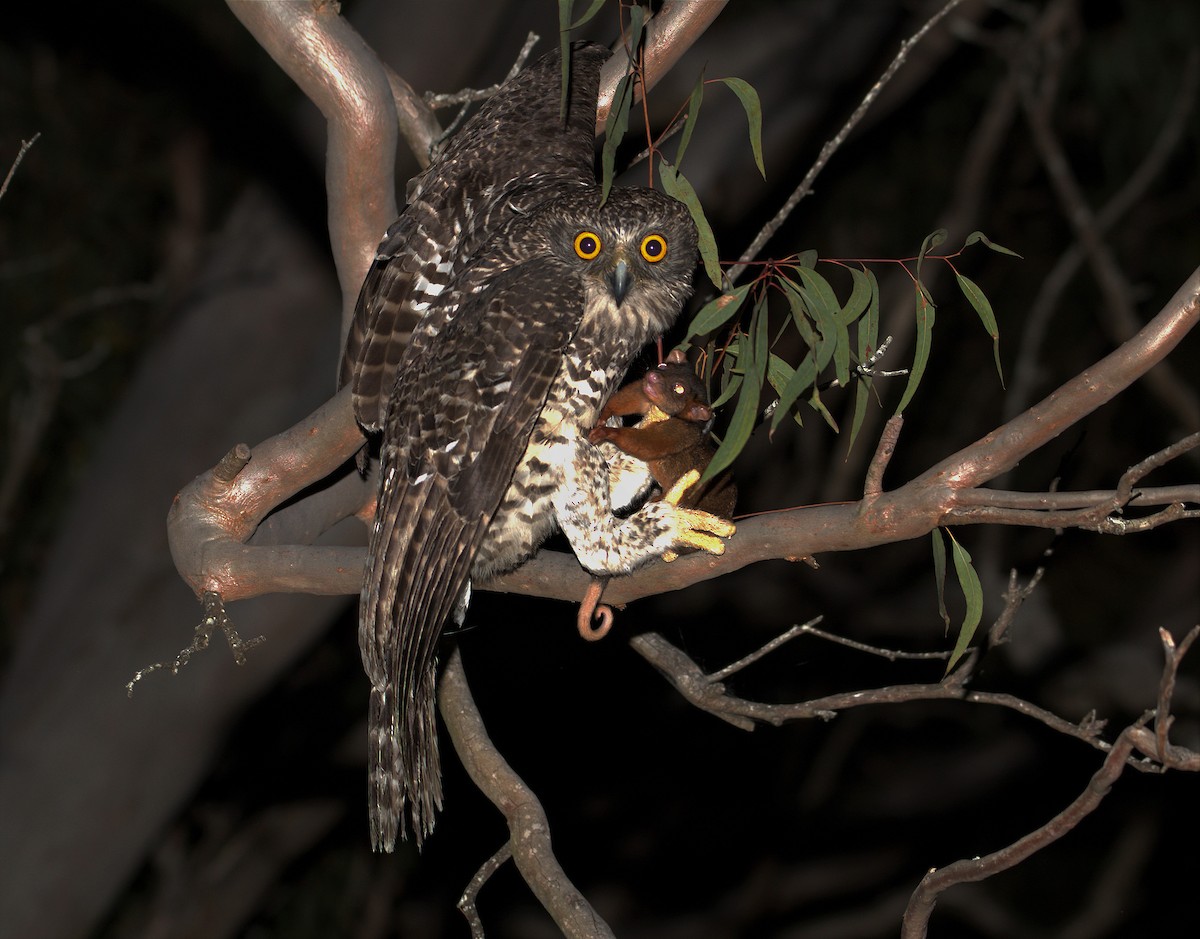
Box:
[686,402,713,423]
[665,348,689,365]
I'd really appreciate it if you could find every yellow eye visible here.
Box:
[640,234,667,263]
[574,231,602,260]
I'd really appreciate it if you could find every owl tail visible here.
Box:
[367,664,443,852]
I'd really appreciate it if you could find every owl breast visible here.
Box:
[469,334,627,580]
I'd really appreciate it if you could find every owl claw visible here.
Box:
[662,469,702,506]
[660,469,736,561]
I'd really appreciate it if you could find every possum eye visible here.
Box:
[672,382,687,396]
[574,231,602,260]
[640,233,667,262]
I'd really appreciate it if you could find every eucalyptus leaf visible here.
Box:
[894,284,935,415]
[659,162,722,288]
[955,271,1004,386]
[600,67,635,203]
[932,529,949,630]
[947,535,983,672]
[683,282,750,342]
[718,77,766,178]
[676,73,704,170]
[964,230,1022,258]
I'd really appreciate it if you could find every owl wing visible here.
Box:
[360,258,583,847]
[339,41,607,432]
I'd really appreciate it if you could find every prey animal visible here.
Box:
[578,350,737,638]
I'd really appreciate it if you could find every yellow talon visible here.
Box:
[663,469,701,506]
[658,470,736,561]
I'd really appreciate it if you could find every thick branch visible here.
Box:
[226,0,398,327]
[438,648,616,939]
[166,386,365,599]
[596,0,729,129]
[920,266,1200,491]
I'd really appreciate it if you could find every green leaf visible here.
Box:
[659,161,722,288]
[566,0,608,29]
[683,282,750,342]
[797,268,848,388]
[931,529,949,630]
[839,266,873,328]
[793,248,819,269]
[808,384,839,432]
[947,534,984,672]
[894,284,935,415]
[916,228,947,282]
[752,288,769,370]
[717,77,765,178]
[558,0,573,119]
[791,274,838,376]
[769,350,816,435]
[846,268,881,452]
[710,366,742,409]
[675,72,704,170]
[766,352,795,397]
[781,280,817,348]
[955,271,1004,387]
[702,335,761,484]
[964,230,1022,258]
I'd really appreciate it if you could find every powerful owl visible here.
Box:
[341,42,732,852]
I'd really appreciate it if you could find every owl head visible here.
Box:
[542,187,700,338]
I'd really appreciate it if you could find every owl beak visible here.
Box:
[607,259,632,306]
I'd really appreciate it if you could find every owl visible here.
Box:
[343,42,733,852]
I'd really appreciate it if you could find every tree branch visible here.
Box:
[438,648,616,939]
[226,0,399,329]
[596,0,729,130]
[901,623,1200,938]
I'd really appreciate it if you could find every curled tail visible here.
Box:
[367,665,442,852]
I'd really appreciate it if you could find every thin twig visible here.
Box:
[1015,34,1200,430]
[125,591,265,696]
[727,0,970,284]
[0,133,40,202]
[708,617,822,682]
[901,718,1149,938]
[987,566,1045,647]
[426,32,540,108]
[458,842,514,939]
[903,624,1200,937]
[1005,48,1200,424]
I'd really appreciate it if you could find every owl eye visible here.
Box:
[574,231,602,260]
[640,234,667,262]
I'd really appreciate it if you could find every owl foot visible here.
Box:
[661,470,736,562]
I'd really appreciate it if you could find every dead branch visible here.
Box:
[438,648,616,939]
[900,623,1200,938]
[629,622,1118,757]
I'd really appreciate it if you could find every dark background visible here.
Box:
[2,1,1198,937]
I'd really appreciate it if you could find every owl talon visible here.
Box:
[663,469,701,506]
